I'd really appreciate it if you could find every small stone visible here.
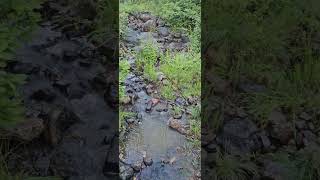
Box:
[143,156,153,166]
[121,96,131,105]
[146,100,153,112]
[142,20,156,32]
[158,27,170,37]
[131,162,142,172]
[300,112,312,121]
[295,120,307,130]
[126,118,135,124]
[139,13,152,22]
[308,122,315,130]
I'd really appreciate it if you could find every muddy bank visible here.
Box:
[3,1,118,179]
[120,12,200,180]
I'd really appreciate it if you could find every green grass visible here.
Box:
[160,52,201,99]
[212,152,258,180]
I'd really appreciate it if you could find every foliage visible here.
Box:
[161,52,201,99]
[212,152,258,180]
[205,0,320,124]
[136,41,159,82]
[0,0,41,127]
[119,60,130,102]
[266,146,320,180]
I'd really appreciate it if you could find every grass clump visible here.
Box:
[211,152,258,180]
[0,0,41,127]
[136,41,159,82]
[160,52,201,100]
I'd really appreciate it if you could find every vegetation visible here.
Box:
[0,0,41,127]
[204,0,320,124]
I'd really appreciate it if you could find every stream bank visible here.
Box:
[3,1,118,179]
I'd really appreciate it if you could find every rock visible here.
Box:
[300,112,312,121]
[156,72,166,81]
[155,103,168,112]
[295,120,307,130]
[205,143,219,153]
[259,131,271,151]
[216,118,260,154]
[120,165,134,180]
[139,13,152,22]
[308,122,315,130]
[143,156,153,166]
[145,84,154,95]
[46,41,79,59]
[173,112,183,119]
[131,161,142,172]
[210,76,230,95]
[121,96,131,105]
[268,110,293,145]
[31,88,56,102]
[151,98,160,106]
[175,97,186,106]
[126,118,135,124]
[168,117,187,135]
[142,20,156,32]
[302,130,318,146]
[146,100,153,112]
[1,117,44,141]
[67,84,86,99]
[158,27,170,37]
[263,160,291,180]
[238,83,266,93]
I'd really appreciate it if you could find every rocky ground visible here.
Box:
[2,1,118,179]
[119,13,200,180]
[202,57,320,178]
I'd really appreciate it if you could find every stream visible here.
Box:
[119,12,200,180]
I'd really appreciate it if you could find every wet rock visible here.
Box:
[216,118,260,154]
[67,84,86,99]
[155,103,168,112]
[263,160,291,180]
[120,165,134,180]
[205,143,219,153]
[31,88,56,102]
[168,117,187,135]
[158,27,169,37]
[78,59,92,67]
[302,130,318,146]
[259,131,271,151]
[145,84,154,95]
[268,110,293,145]
[1,117,44,141]
[146,100,153,112]
[175,97,186,106]
[300,112,312,121]
[46,41,79,59]
[143,156,153,166]
[142,20,156,32]
[295,120,307,130]
[9,62,39,74]
[131,161,142,172]
[126,118,135,124]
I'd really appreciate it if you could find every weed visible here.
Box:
[213,152,258,180]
